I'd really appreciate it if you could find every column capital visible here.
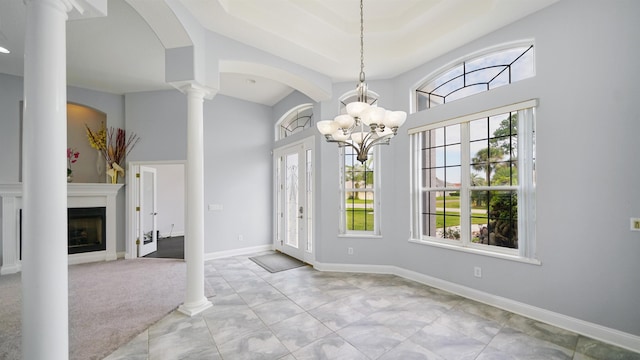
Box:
[25,0,107,18]
[171,81,218,100]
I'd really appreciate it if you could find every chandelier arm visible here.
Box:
[362,133,393,153]
[326,139,361,153]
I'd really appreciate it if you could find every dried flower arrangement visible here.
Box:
[86,124,140,183]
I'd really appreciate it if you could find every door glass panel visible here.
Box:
[142,169,155,244]
[306,149,313,253]
[285,153,299,248]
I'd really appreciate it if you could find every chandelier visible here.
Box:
[316,0,406,163]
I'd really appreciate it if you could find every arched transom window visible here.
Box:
[416,44,534,111]
[277,104,314,140]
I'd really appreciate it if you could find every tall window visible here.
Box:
[410,100,536,258]
[339,91,380,235]
[276,104,313,140]
[416,44,534,111]
[341,146,378,233]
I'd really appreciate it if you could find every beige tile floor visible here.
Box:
[105,252,640,360]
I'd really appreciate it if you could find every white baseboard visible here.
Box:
[313,261,640,353]
[204,244,273,261]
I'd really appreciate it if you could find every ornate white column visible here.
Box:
[22,0,71,358]
[178,84,213,316]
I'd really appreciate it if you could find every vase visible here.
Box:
[67,173,73,183]
[110,174,118,184]
[96,150,105,176]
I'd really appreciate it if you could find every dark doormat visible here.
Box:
[249,252,306,273]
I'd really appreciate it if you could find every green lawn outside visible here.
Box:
[436,195,487,210]
[436,211,487,228]
[346,208,374,231]
[345,198,487,231]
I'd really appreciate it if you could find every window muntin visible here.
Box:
[416,45,534,111]
[277,104,313,140]
[411,102,535,257]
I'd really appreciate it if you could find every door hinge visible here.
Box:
[136,206,140,211]
[136,173,140,178]
[136,238,140,245]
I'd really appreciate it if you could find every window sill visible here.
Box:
[408,238,541,265]
[338,234,383,240]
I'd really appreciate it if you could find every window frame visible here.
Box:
[338,90,382,237]
[339,146,381,237]
[409,100,537,262]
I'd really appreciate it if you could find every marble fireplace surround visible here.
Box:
[0,183,123,275]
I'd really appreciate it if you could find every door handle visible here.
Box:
[150,212,158,215]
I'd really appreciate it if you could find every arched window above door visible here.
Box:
[276,104,314,141]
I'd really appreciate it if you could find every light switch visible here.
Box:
[208,204,223,211]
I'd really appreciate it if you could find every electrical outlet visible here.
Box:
[348,247,354,255]
[474,266,482,278]
[631,218,640,231]
[238,235,244,241]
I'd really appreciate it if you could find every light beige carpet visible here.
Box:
[0,258,214,360]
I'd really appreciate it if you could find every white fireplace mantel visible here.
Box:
[1,183,123,275]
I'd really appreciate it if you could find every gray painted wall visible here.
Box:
[203,94,273,252]
[124,90,273,253]
[0,74,23,184]
[313,0,640,337]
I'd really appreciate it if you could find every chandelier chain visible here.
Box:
[315,0,406,164]
[359,0,365,83]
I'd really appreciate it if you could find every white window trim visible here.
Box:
[409,99,538,262]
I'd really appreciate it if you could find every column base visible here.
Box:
[177,298,212,317]
[0,263,21,275]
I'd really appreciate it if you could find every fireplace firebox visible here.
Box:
[68,207,107,254]
[19,207,107,256]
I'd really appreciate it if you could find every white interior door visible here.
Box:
[138,166,158,256]
[274,137,314,263]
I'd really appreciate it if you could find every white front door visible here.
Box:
[138,166,158,256]
[274,137,314,263]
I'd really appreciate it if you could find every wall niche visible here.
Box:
[67,103,107,183]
